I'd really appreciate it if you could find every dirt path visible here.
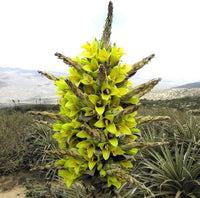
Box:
[0,172,28,198]
[0,186,25,198]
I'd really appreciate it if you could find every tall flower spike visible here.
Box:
[30,1,170,195]
[100,1,113,49]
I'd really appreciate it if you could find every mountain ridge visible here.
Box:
[1,67,199,106]
[174,82,200,89]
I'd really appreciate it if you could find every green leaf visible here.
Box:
[102,150,110,160]
[109,137,118,147]
[88,161,96,170]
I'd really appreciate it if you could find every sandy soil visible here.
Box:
[0,186,25,198]
[0,172,27,198]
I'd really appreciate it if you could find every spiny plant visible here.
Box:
[141,144,200,198]
[29,1,170,197]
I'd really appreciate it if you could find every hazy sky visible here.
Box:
[0,0,200,83]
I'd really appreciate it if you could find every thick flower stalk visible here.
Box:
[31,1,169,196]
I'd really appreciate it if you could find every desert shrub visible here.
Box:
[0,110,32,174]
[0,108,59,176]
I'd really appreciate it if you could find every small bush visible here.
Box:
[0,110,32,174]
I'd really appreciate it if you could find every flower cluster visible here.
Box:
[53,39,140,188]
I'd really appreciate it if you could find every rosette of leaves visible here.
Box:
[31,1,170,197]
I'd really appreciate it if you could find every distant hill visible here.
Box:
[0,67,61,107]
[1,67,200,106]
[142,88,200,100]
[174,82,200,89]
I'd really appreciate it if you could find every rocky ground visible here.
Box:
[142,88,200,100]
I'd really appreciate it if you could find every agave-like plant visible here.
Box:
[29,1,170,197]
[141,144,200,198]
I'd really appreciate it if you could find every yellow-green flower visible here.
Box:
[94,114,117,135]
[101,83,119,101]
[83,85,96,95]
[97,48,111,63]
[65,95,81,118]
[68,68,82,86]
[104,130,118,147]
[89,95,107,116]
[83,58,99,77]
[109,66,126,85]
[79,39,98,59]
[110,43,126,66]
[98,142,111,160]
[76,140,96,159]
[107,175,122,189]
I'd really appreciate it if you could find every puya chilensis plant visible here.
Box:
[30,1,169,197]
